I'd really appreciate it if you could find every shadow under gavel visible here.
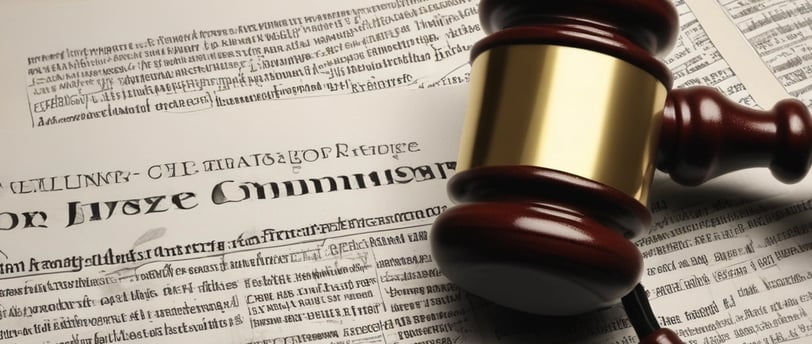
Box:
[429,1,812,343]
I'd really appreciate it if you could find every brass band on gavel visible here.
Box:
[456,45,668,204]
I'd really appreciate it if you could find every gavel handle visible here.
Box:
[639,329,684,344]
[657,86,812,186]
[622,285,685,344]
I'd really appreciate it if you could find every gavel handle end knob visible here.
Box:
[657,86,812,186]
[639,328,684,344]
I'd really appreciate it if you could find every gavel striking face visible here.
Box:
[429,0,812,343]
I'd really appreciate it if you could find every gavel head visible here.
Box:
[432,0,812,315]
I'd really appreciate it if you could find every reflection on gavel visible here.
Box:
[430,1,812,343]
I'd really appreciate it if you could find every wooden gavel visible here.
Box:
[430,1,812,343]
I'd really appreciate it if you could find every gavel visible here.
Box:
[429,1,812,343]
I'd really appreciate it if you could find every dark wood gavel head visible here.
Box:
[430,0,811,343]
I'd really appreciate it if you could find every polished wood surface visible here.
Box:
[478,0,678,55]
[639,329,684,344]
[659,86,812,185]
[448,165,650,237]
[432,166,646,315]
[472,0,677,86]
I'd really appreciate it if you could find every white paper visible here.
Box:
[1,0,810,343]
